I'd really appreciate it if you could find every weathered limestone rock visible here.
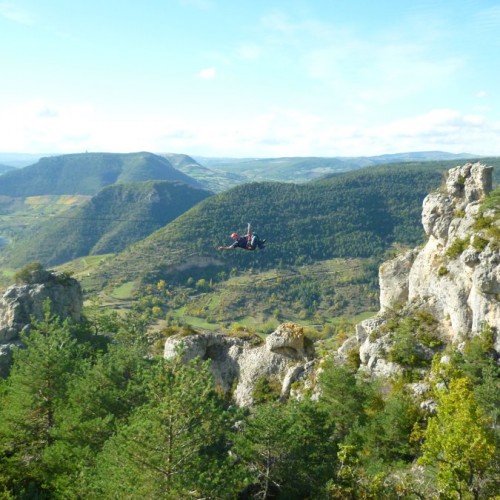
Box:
[266,322,306,358]
[408,162,499,342]
[341,162,500,376]
[0,270,83,376]
[379,249,418,311]
[358,332,403,378]
[164,322,314,406]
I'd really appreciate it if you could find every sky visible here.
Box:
[1,0,499,158]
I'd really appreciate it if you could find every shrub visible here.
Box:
[54,271,74,285]
[445,237,470,258]
[13,262,45,284]
[473,215,493,231]
[252,375,282,403]
[437,266,449,277]
[387,309,442,367]
[346,345,361,370]
[471,235,488,252]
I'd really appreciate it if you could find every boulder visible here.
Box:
[0,270,83,376]
[164,322,315,406]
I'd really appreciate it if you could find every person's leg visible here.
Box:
[249,234,258,250]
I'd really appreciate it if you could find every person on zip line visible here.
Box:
[217,226,266,251]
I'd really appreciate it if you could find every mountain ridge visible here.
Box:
[85,163,451,291]
[2,180,212,267]
[0,152,203,196]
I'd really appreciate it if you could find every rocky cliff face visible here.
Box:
[0,269,83,376]
[343,163,499,376]
[164,322,315,406]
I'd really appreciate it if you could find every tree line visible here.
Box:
[0,303,498,498]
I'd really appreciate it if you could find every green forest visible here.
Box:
[0,152,202,197]
[3,181,212,267]
[0,302,498,499]
[89,163,453,292]
[0,158,499,498]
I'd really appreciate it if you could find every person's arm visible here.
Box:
[218,241,237,250]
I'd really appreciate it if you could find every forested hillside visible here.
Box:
[90,163,450,288]
[2,181,212,267]
[0,152,202,196]
[195,151,481,183]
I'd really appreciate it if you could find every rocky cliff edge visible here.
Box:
[164,322,315,406]
[0,268,83,375]
[342,162,499,377]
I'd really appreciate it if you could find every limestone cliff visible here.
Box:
[0,268,83,376]
[164,322,315,406]
[343,162,499,376]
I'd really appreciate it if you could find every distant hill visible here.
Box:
[0,153,43,168]
[192,151,481,183]
[0,165,15,175]
[2,181,212,267]
[0,152,203,196]
[87,161,459,289]
[161,153,249,192]
[0,151,485,192]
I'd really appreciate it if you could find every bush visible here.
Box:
[387,309,442,367]
[13,262,45,284]
[471,235,488,252]
[252,375,282,403]
[445,237,470,258]
[437,266,449,277]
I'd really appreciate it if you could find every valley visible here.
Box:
[0,154,498,498]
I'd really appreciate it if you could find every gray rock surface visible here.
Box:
[164,322,315,406]
[0,269,83,375]
[341,162,500,375]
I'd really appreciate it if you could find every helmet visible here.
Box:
[230,232,238,238]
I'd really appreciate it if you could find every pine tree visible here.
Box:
[0,301,83,496]
[90,357,241,498]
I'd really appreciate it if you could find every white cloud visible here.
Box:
[197,67,216,80]
[0,100,95,153]
[0,1,35,25]
[476,90,487,98]
[237,43,261,60]
[1,98,499,158]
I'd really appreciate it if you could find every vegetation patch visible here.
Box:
[128,259,380,334]
[445,237,470,258]
[13,262,45,284]
[110,281,138,300]
[252,375,282,403]
[473,187,500,248]
[437,266,449,277]
[471,235,489,252]
[373,308,443,368]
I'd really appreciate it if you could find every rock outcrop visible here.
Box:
[342,162,499,374]
[0,269,83,376]
[164,322,315,406]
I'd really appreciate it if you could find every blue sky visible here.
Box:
[1,0,499,157]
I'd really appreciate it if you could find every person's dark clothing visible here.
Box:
[229,234,266,250]
[230,236,250,249]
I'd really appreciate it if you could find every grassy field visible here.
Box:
[124,257,381,336]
